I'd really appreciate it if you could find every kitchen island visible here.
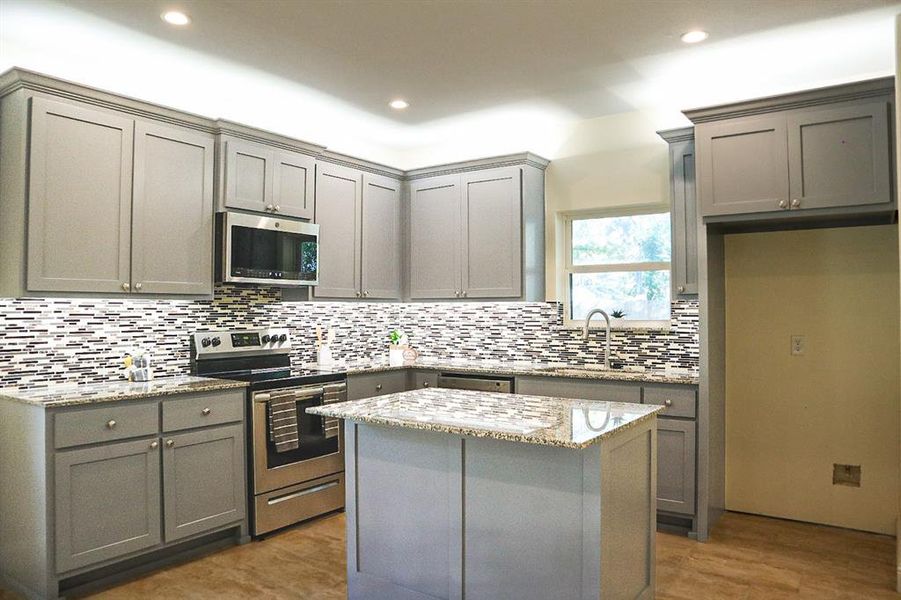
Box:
[309,387,662,600]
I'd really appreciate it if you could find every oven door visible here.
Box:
[220,211,319,286]
[251,382,345,495]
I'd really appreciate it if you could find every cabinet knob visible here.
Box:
[201,407,212,416]
[778,200,787,209]
[454,291,460,297]
[461,291,467,298]
[166,439,175,448]
[106,419,117,429]
[356,291,362,298]
[121,282,130,292]
[265,204,274,212]
[375,384,383,391]
[150,441,159,450]
[134,282,143,291]
[274,205,281,212]
[423,382,430,387]
[791,198,801,208]
[677,285,685,293]
[664,399,673,407]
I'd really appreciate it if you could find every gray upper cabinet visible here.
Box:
[696,116,790,217]
[361,173,401,299]
[409,174,462,299]
[272,150,316,219]
[787,102,891,211]
[460,167,522,298]
[314,162,362,298]
[27,97,134,293]
[54,438,162,573]
[132,120,214,295]
[162,424,245,543]
[659,129,698,296]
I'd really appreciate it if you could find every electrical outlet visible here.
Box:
[790,335,806,356]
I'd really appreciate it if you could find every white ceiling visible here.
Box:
[1,0,898,167]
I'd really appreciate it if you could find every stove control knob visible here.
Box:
[201,338,211,348]
[261,334,271,344]
[278,334,288,343]
[211,337,222,347]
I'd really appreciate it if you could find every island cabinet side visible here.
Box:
[343,418,657,600]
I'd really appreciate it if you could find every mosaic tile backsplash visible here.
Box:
[0,286,698,388]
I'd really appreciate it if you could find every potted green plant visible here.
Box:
[389,329,407,365]
[610,309,627,327]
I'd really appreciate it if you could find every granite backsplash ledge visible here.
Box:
[0,286,698,388]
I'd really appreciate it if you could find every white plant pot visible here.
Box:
[318,345,334,365]
[389,345,405,366]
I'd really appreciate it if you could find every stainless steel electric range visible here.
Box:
[190,328,346,537]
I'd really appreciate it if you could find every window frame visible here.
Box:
[562,205,672,330]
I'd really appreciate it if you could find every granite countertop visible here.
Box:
[307,387,663,449]
[0,375,248,408]
[301,356,699,386]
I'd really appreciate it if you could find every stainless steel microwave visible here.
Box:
[216,212,319,286]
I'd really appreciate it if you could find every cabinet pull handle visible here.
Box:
[166,439,175,448]
[265,204,274,212]
[134,282,143,291]
[274,205,281,212]
[454,291,460,297]
[356,291,362,298]
[778,200,787,209]
[106,420,117,429]
[791,198,801,208]
[664,399,673,407]
[121,283,130,292]
[677,285,685,293]
[150,441,159,449]
[375,384,383,391]
[201,407,212,416]
[423,382,430,387]
[462,291,467,298]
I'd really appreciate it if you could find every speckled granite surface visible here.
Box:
[0,376,247,408]
[308,387,663,449]
[303,356,700,385]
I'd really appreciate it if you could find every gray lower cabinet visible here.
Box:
[27,96,134,293]
[514,376,642,403]
[162,424,245,543]
[54,438,162,573]
[360,174,402,299]
[656,418,696,515]
[347,371,408,400]
[314,162,363,298]
[409,174,462,299]
[659,128,698,296]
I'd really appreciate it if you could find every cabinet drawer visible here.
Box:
[162,390,244,432]
[515,376,641,403]
[643,386,697,419]
[55,402,159,449]
[347,371,408,400]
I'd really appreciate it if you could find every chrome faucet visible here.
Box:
[582,308,611,370]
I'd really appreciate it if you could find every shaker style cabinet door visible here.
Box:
[696,116,790,217]
[272,150,316,219]
[656,419,696,515]
[314,163,363,298]
[223,138,274,213]
[408,174,462,299]
[787,102,892,211]
[27,97,134,293]
[131,121,215,295]
[55,438,162,573]
[670,139,698,296]
[162,424,246,543]
[360,174,401,299]
[460,167,522,298]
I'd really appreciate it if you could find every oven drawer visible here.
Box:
[254,473,345,536]
[162,390,245,432]
[54,401,159,449]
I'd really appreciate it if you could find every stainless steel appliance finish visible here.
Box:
[217,211,320,287]
[437,374,513,393]
[190,327,346,537]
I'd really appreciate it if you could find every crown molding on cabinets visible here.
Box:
[656,127,694,143]
[404,152,551,180]
[318,150,406,179]
[214,119,327,158]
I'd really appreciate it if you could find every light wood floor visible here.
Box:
[1,512,896,599]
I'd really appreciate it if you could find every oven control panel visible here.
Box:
[192,328,292,358]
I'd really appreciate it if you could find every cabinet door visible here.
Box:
[460,167,522,298]
[132,121,214,295]
[787,102,892,211]
[656,418,696,515]
[409,174,461,299]
[55,438,162,573]
[223,138,273,213]
[313,163,362,298]
[273,150,316,219]
[361,173,401,299]
[696,116,789,216]
[670,139,698,296]
[28,97,134,293]
[162,424,245,543]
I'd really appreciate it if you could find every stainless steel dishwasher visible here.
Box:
[436,373,514,393]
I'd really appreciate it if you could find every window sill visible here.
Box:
[563,319,671,332]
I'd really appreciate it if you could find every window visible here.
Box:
[564,208,671,328]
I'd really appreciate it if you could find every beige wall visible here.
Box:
[725,226,900,535]
[543,109,674,301]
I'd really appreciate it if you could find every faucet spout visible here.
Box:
[582,308,612,370]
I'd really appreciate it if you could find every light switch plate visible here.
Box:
[790,335,806,356]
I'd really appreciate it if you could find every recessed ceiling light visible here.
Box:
[161,11,191,26]
[680,30,708,44]
[389,99,409,110]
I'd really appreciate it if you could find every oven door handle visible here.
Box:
[254,387,325,403]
